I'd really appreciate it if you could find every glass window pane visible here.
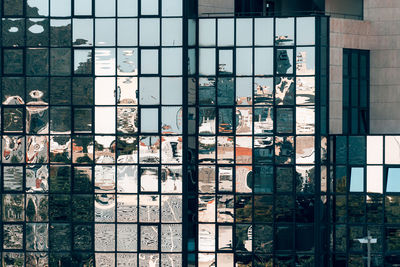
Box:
[118,48,138,76]
[236,48,252,76]
[217,19,234,46]
[255,48,273,76]
[276,49,293,74]
[162,48,182,75]
[275,17,294,46]
[199,48,215,76]
[199,19,216,47]
[141,0,158,15]
[255,18,273,46]
[139,18,160,46]
[162,18,182,46]
[350,167,364,192]
[95,19,115,46]
[387,168,400,193]
[50,0,71,16]
[141,49,159,74]
[386,136,400,164]
[367,166,383,194]
[297,17,315,45]
[296,47,315,75]
[95,48,116,76]
[74,0,92,15]
[139,77,160,105]
[95,0,116,16]
[27,0,49,16]
[236,18,252,46]
[73,19,93,46]
[118,19,138,46]
[162,78,182,105]
[162,0,182,16]
[367,136,383,164]
[118,0,138,16]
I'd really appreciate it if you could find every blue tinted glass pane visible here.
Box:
[387,168,400,193]
[350,167,364,192]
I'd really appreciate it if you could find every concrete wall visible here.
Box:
[329,0,400,134]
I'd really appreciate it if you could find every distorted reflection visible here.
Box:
[254,78,273,105]
[276,49,293,74]
[275,18,294,46]
[367,166,383,194]
[199,77,216,105]
[385,136,400,164]
[296,77,315,105]
[296,47,315,75]
[275,77,294,105]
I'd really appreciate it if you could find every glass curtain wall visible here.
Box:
[1,0,184,266]
[195,16,322,266]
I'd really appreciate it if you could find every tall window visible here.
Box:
[343,49,370,134]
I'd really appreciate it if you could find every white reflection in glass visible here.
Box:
[236,18,252,46]
[118,0,138,17]
[118,48,138,76]
[236,48,252,76]
[95,77,115,105]
[296,47,315,75]
[141,108,159,133]
[296,77,315,105]
[199,19,216,47]
[141,49,159,74]
[162,18,182,46]
[236,107,253,135]
[297,17,315,46]
[162,136,182,164]
[350,167,364,192]
[275,17,294,46]
[117,77,137,105]
[140,18,160,46]
[367,136,383,164]
[95,107,116,134]
[95,48,116,76]
[367,166,383,194]
[118,19,138,46]
[387,168,400,193]
[95,0,115,17]
[385,136,400,164]
[199,48,215,76]
[217,19,234,46]
[139,136,160,163]
[162,48,182,75]
[255,18,273,46]
[296,106,315,135]
[117,165,137,193]
[162,0,182,16]
[296,136,315,164]
[198,224,215,251]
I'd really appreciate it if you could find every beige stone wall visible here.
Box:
[329,0,400,134]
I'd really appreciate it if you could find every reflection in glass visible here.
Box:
[385,136,400,164]
[275,77,294,105]
[276,108,293,133]
[367,136,383,164]
[254,78,273,105]
[296,136,315,164]
[255,48,273,76]
[218,19,234,46]
[199,48,215,76]
[199,77,215,105]
[73,19,93,46]
[275,18,294,46]
[95,48,116,76]
[140,77,160,105]
[118,48,138,76]
[276,49,293,74]
[350,167,364,192]
[50,0,71,16]
[387,168,400,193]
[162,48,182,75]
[254,107,273,135]
[236,19,252,46]
[297,17,315,45]
[296,47,315,75]
[296,77,315,105]
[236,78,252,105]
[118,18,138,46]
[117,77,138,105]
[199,19,215,47]
[140,18,160,46]
[141,49,159,74]
[218,50,233,75]
[255,18,273,46]
[162,18,182,46]
[236,48,252,76]
[367,166,383,193]
[296,106,315,135]
[141,109,159,133]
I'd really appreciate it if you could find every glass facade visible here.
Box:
[1,0,375,267]
[331,135,400,266]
